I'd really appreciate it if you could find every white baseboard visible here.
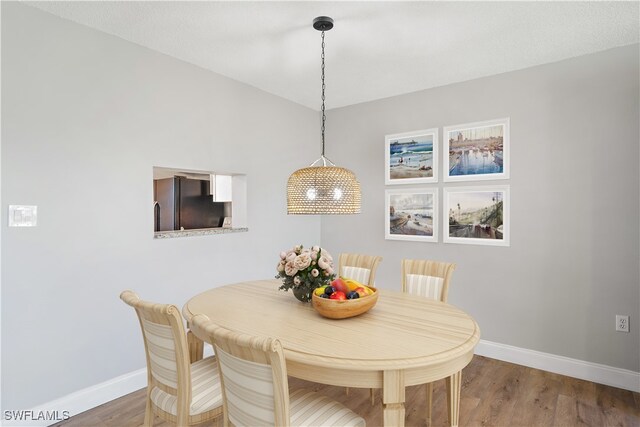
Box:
[3,341,636,426]
[2,369,148,427]
[475,339,640,393]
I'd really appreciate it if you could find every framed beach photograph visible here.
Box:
[385,189,438,242]
[443,186,510,246]
[385,128,438,185]
[444,118,509,182]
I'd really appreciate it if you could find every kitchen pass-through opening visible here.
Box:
[153,166,247,235]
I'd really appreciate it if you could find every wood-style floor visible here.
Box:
[53,356,639,427]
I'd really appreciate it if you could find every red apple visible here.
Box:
[331,278,348,294]
[329,291,346,300]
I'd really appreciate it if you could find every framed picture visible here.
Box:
[444,118,509,182]
[385,128,438,185]
[443,186,510,246]
[385,189,438,242]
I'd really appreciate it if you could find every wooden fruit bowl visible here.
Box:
[312,288,378,319]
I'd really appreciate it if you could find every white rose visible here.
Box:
[293,276,301,285]
[277,261,285,273]
[326,267,334,275]
[286,252,297,262]
[318,256,330,270]
[311,269,319,277]
[284,261,298,277]
[280,251,287,260]
[294,253,312,270]
[294,245,302,253]
[310,251,318,260]
[312,245,320,252]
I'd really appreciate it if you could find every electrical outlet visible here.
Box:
[615,315,629,332]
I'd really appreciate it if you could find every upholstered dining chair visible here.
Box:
[120,291,223,427]
[401,259,456,426]
[190,314,366,427]
[401,258,456,303]
[338,253,383,287]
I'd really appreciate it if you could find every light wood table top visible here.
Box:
[183,279,480,426]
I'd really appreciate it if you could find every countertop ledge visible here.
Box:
[154,227,248,239]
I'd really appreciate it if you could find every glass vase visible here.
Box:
[292,286,312,303]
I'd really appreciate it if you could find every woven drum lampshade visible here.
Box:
[287,165,361,215]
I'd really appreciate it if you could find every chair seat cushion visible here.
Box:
[150,356,222,416]
[290,389,366,427]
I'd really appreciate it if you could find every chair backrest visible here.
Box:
[120,290,191,411]
[190,314,289,427]
[401,259,456,302]
[339,253,383,287]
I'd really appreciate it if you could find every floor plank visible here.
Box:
[55,356,640,427]
[596,383,640,427]
[465,358,526,426]
[509,366,562,426]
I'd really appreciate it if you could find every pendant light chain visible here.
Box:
[320,30,326,158]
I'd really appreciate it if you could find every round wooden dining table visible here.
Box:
[182,279,480,427]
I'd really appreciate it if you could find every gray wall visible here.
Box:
[1,3,320,410]
[322,45,640,372]
[2,0,638,413]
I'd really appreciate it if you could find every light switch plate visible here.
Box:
[8,205,38,227]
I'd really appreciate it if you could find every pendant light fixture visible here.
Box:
[287,16,361,215]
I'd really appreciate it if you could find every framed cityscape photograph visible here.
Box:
[444,118,509,182]
[385,189,438,242]
[385,128,438,185]
[443,186,510,246]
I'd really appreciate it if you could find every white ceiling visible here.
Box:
[26,1,640,111]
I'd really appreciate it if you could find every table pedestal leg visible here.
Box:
[445,370,462,427]
[383,370,405,427]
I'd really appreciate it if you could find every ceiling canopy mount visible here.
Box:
[312,16,334,32]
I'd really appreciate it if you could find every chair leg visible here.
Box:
[143,394,153,427]
[176,411,189,427]
[425,382,433,426]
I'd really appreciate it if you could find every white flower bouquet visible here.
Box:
[276,245,336,302]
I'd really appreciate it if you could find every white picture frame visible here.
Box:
[443,118,510,182]
[443,186,510,246]
[385,128,439,185]
[385,188,438,242]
